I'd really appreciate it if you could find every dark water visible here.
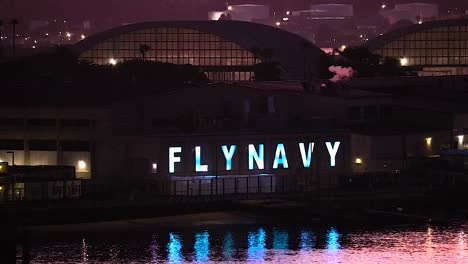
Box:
[23,221,468,263]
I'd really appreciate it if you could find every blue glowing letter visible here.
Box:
[248,144,264,170]
[221,145,237,171]
[273,143,289,169]
[325,141,341,167]
[169,147,182,173]
[195,146,208,172]
[299,142,314,168]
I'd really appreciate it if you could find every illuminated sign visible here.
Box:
[169,141,341,174]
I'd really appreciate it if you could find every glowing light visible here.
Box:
[286,11,291,15]
[167,233,183,263]
[299,142,314,168]
[325,141,341,167]
[247,228,266,261]
[275,21,281,27]
[381,4,386,9]
[169,147,182,173]
[194,231,210,262]
[32,46,36,49]
[458,135,464,146]
[418,20,423,24]
[109,58,117,65]
[0,186,3,191]
[195,146,208,172]
[81,34,86,40]
[273,143,289,169]
[425,137,432,147]
[66,32,72,38]
[248,144,264,170]
[400,57,409,66]
[355,158,363,164]
[282,17,289,21]
[221,145,236,171]
[77,160,87,170]
[326,227,341,251]
[227,5,233,11]
[341,45,347,51]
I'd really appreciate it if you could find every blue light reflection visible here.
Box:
[273,229,289,250]
[223,232,234,260]
[247,228,266,261]
[167,233,183,263]
[300,230,315,251]
[326,227,341,251]
[194,231,210,262]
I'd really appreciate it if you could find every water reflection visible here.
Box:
[300,230,315,251]
[194,231,210,262]
[272,229,289,250]
[247,227,266,261]
[148,234,159,263]
[27,222,468,263]
[167,233,183,263]
[81,237,88,264]
[326,227,341,251]
[223,232,234,260]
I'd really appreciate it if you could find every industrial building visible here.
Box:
[366,19,468,76]
[74,20,324,81]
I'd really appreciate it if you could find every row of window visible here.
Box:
[0,140,90,151]
[377,25,468,66]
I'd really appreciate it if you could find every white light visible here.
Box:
[341,45,347,51]
[152,163,157,169]
[400,57,409,66]
[458,135,464,146]
[227,5,233,11]
[78,160,87,170]
[275,21,281,27]
[66,32,72,38]
[286,11,290,15]
[355,158,363,164]
[109,58,117,65]
[282,17,289,21]
[381,4,386,9]
[45,33,49,36]
[81,34,86,40]
[418,20,423,24]
[32,45,36,49]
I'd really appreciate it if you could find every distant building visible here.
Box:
[74,21,324,81]
[380,3,439,24]
[292,4,353,19]
[366,19,468,76]
[209,4,270,22]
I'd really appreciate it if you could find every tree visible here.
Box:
[9,18,18,57]
[250,46,261,64]
[261,48,274,63]
[139,44,151,61]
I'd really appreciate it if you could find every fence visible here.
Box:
[171,174,319,196]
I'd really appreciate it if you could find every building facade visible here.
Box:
[73,21,324,81]
[366,19,468,76]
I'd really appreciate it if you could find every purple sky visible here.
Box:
[1,0,466,30]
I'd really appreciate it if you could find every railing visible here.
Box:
[171,175,319,197]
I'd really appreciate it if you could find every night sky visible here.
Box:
[1,0,467,31]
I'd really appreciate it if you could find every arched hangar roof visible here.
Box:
[365,19,468,51]
[74,20,324,79]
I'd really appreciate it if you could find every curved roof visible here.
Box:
[73,20,324,79]
[365,19,468,51]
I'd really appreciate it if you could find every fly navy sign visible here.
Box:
[168,141,341,174]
